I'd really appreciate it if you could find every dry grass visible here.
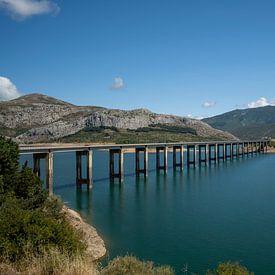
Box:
[0,249,98,275]
[100,256,175,275]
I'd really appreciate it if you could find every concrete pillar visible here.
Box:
[208,144,217,163]
[249,142,253,154]
[217,143,226,161]
[156,146,168,173]
[173,145,184,169]
[33,152,53,195]
[76,150,93,189]
[46,152,53,195]
[109,148,124,182]
[259,142,263,153]
[187,145,196,167]
[230,143,233,159]
[136,147,148,176]
[33,154,41,177]
[87,150,93,189]
[198,144,207,165]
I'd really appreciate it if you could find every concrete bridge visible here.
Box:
[19,140,268,195]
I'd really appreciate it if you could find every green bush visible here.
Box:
[101,256,175,275]
[207,261,253,275]
[0,137,19,192]
[0,137,85,263]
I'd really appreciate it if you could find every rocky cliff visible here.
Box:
[0,93,236,143]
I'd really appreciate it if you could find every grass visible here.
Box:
[0,248,97,275]
[59,126,222,144]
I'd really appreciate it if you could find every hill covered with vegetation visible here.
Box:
[0,93,236,143]
[203,105,275,139]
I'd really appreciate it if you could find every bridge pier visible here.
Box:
[109,149,124,182]
[236,143,240,157]
[76,150,92,189]
[264,141,268,152]
[198,144,207,165]
[136,147,148,176]
[173,145,184,169]
[230,143,234,159]
[156,146,168,173]
[241,142,244,157]
[258,142,262,153]
[244,142,248,155]
[225,144,231,159]
[208,144,217,163]
[248,142,252,154]
[232,143,237,158]
[187,145,196,167]
[33,152,53,195]
[217,144,225,161]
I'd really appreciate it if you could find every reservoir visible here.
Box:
[21,151,275,274]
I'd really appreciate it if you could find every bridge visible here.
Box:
[19,140,268,195]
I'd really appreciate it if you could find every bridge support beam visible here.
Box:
[232,143,237,158]
[76,150,92,189]
[156,146,168,173]
[208,144,217,163]
[225,144,231,159]
[244,142,248,155]
[230,143,234,159]
[217,144,225,161]
[109,149,124,182]
[187,145,196,167]
[198,144,207,165]
[173,145,184,169]
[33,152,53,195]
[241,142,244,157]
[136,147,148,176]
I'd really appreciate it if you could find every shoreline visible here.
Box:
[63,206,106,261]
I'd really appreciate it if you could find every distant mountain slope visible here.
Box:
[203,106,275,139]
[0,93,236,143]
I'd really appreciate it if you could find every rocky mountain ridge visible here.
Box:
[0,93,236,143]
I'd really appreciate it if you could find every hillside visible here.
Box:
[203,105,275,139]
[0,93,236,143]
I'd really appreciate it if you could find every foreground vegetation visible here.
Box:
[0,136,253,274]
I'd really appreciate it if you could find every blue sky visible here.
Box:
[0,0,275,118]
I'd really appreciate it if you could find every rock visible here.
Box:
[0,93,237,142]
[62,206,106,261]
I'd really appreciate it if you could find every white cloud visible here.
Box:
[0,76,21,101]
[247,97,275,108]
[111,77,125,90]
[202,101,216,108]
[0,0,59,19]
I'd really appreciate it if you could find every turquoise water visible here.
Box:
[21,151,275,274]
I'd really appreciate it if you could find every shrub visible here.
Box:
[206,261,253,275]
[0,136,85,263]
[0,137,19,192]
[101,256,175,275]
[0,195,85,262]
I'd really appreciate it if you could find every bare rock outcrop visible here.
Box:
[63,206,106,261]
[0,93,237,142]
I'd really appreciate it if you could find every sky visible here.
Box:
[0,0,275,118]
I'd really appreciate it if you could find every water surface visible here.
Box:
[21,151,275,274]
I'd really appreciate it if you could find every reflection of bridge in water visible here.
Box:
[19,140,268,195]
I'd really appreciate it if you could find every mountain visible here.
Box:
[203,106,275,139]
[0,93,236,143]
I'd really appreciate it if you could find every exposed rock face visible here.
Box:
[63,206,106,261]
[0,93,237,142]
